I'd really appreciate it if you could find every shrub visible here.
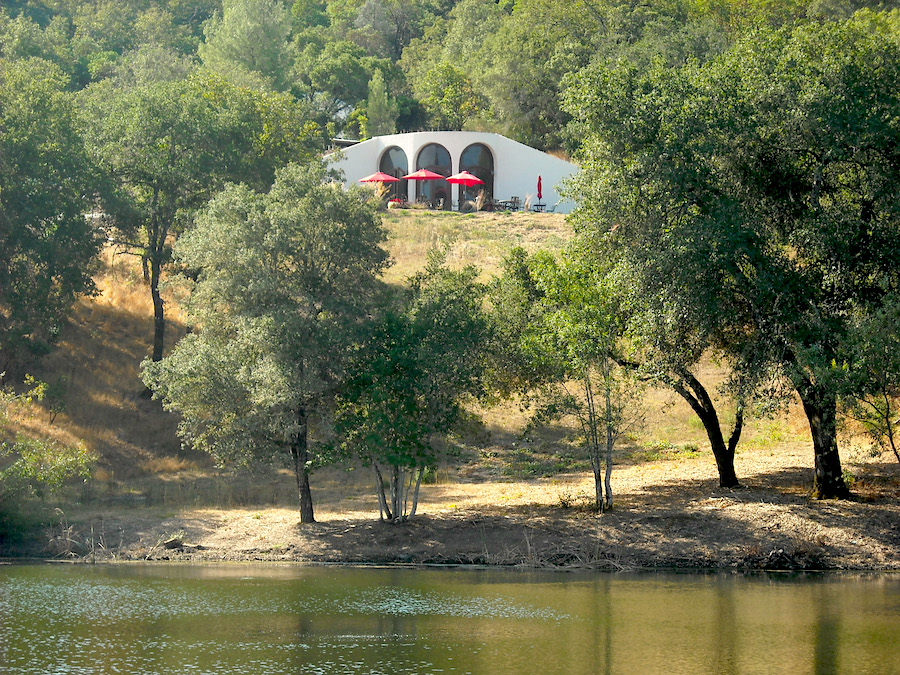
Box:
[0,436,95,522]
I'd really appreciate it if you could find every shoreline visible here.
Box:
[3,558,899,576]
[5,486,898,573]
[4,445,898,573]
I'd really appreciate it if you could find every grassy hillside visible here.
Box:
[3,209,819,522]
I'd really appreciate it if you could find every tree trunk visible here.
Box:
[140,215,168,399]
[670,369,740,488]
[591,453,603,508]
[409,465,425,519]
[150,252,165,363]
[373,462,390,520]
[798,381,851,499]
[390,465,401,521]
[291,408,316,523]
[698,408,740,488]
[402,467,411,517]
[583,371,604,508]
[604,371,614,511]
[604,445,613,511]
[147,196,169,364]
[603,384,615,511]
[876,387,900,465]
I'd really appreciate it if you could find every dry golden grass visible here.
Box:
[5,247,196,483]
[382,209,572,283]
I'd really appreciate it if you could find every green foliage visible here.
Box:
[635,440,700,461]
[292,0,329,30]
[364,68,397,137]
[19,374,67,423]
[393,93,427,131]
[0,57,101,365]
[564,14,900,496]
[293,38,389,123]
[335,250,491,518]
[688,0,809,30]
[491,246,643,508]
[421,62,485,130]
[70,0,139,59]
[0,436,93,505]
[0,13,80,84]
[0,375,94,530]
[82,70,321,213]
[351,0,444,61]
[337,251,491,469]
[844,293,900,464]
[501,445,587,479]
[81,69,324,361]
[134,7,198,54]
[199,0,295,92]
[106,44,197,88]
[399,0,502,107]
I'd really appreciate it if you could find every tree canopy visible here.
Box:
[3,0,900,515]
[0,57,100,369]
[336,251,492,520]
[199,0,295,91]
[80,70,323,363]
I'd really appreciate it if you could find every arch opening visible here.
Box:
[415,143,451,209]
[459,143,495,206]
[379,146,409,201]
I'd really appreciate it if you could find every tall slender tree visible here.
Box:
[364,68,397,137]
[493,247,643,509]
[80,71,322,365]
[336,252,492,521]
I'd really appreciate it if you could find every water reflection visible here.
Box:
[814,587,840,675]
[0,564,897,674]
[713,581,738,675]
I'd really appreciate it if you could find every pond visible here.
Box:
[0,564,897,674]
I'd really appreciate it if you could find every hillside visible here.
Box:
[1,209,898,570]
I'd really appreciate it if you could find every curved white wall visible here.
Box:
[327,131,579,213]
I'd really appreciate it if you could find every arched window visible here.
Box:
[379,146,408,201]
[460,143,494,204]
[415,143,451,209]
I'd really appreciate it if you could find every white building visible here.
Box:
[326,131,579,213]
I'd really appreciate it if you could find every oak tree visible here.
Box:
[565,15,900,497]
[143,161,389,522]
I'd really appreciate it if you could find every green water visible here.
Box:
[0,564,897,674]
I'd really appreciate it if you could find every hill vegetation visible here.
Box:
[1,211,897,568]
[2,0,899,565]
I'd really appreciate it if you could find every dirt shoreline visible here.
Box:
[9,445,898,572]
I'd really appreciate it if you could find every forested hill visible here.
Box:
[2,0,893,154]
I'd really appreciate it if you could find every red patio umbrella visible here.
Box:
[358,171,400,183]
[446,171,485,187]
[402,168,445,181]
[537,175,543,200]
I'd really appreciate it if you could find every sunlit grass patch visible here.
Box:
[499,444,592,479]
[620,440,704,464]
